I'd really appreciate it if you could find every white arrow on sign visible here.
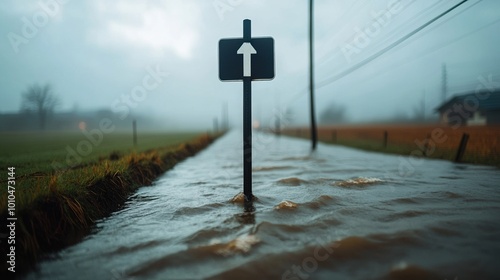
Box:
[237,42,257,77]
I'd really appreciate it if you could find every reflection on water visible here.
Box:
[27,131,500,279]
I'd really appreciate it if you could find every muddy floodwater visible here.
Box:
[27,131,500,279]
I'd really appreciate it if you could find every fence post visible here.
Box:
[455,133,470,162]
[132,119,137,148]
[275,115,281,137]
[383,131,388,148]
[423,133,431,157]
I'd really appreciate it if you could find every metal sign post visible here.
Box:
[219,19,275,202]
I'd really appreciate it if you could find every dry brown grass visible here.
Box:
[284,125,500,166]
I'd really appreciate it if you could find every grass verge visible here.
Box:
[0,132,220,276]
[282,125,500,167]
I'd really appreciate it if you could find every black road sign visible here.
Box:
[218,19,275,203]
[219,38,274,81]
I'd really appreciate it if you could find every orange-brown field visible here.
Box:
[283,124,500,166]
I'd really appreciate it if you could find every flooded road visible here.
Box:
[27,131,500,279]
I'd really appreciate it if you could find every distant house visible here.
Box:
[435,90,500,126]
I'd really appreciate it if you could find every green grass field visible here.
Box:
[0,130,205,209]
[0,130,218,273]
[0,131,201,176]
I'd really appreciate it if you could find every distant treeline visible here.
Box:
[0,110,167,132]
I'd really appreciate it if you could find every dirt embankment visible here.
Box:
[1,133,220,276]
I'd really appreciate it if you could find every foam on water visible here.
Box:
[212,234,260,256]
[274,200,298,210]
[334,177,384,187]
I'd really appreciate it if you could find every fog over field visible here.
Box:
[1,0,499,130]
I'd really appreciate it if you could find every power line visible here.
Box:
[334,16,500,88]
[317,0,425,67]
[357,0,446,61]
[285,0,429,107]
[315,0,373,66]
[402,0,483,44]
[314,0,471,89]
[283,0,486,109]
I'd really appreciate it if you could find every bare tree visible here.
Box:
[20,84,60,130]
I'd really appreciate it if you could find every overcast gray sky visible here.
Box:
[1,0,499,130]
